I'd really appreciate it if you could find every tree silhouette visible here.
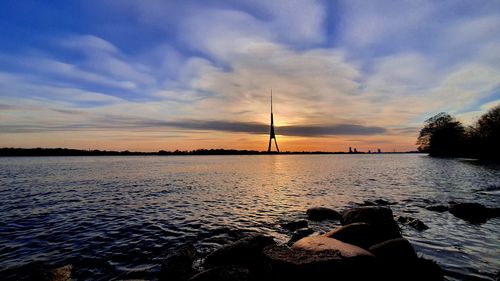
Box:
[417,112,465,157]
[472,105,500,159]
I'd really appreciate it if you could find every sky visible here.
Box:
[0,0,499,152]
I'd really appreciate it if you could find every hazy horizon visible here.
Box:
[1,1,499,152]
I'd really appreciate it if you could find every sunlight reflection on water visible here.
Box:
[0,154,499,280]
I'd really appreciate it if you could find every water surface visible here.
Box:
[1,154,499,280]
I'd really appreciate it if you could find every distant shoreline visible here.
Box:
[0,147,421,157]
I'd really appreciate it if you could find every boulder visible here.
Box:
[425,205,449,212]
[369,239,443,281]
[341,206,401,242]
[449,202,496,223]
[413,258,443,281]
[160,244,198,281]
[291,236,374,258]
[203,234,274,269]
[323,222,380,249]
[188,266,250,281]
[368,238,417,261]
[397,216,429,231]
[280,220,308,231]
[264,240,376,280]
[288,228,314,245]
[48,265,72,281]
[306,207,341,221]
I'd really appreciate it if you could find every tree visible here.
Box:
[473,105,500,159]
[417,112,465,156]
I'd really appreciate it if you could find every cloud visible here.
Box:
[0,104,15,110]
[1,0,500,151]
[0,114,386,137]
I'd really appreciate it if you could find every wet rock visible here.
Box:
[374,256,443,281]
[425,205,449,212]
[292,236,374,258]
[288,228,314,245]
[397,216,429,231]
[188,266,251,281]
[369,239,443,281]
[306,207,341,221]
[323,222,380,249]
[374,199,396,206]
[160,244,198,281]
[368,238,417,261]
[48,264,72,281]
[357,199,396,206]
[449,202,497,223]
[263,241,376,280]
[203,234,274,269]
[341,206,401,242]
[413,258,444,281]
[280,220,308,231]
[358,200,376,206]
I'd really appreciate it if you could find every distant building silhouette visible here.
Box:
[378,148,381,153]
[267,89,279,153]
[349,147,353,153]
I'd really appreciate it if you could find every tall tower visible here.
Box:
[267,89,280,153]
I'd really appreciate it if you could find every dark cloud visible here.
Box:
[391,127,420,135]
[0,104,15,110]
[279,124,386,136]
[134,119,387,136]
[0,115,387,137]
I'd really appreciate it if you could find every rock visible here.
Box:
[413,258,443,281]
[288,228,314,245]
[188,266,250,281]
[280,220,308,231]
[368,238,417,261]
[359,200,376,206]
[449,202,496,223]
[425,205,449,212]
[357,199,396,206]
[369,239,443,281]
[160,244,198,281]
[48,265,72,281]
[264,242,376,280]
[373,256,443,281]
[292,236,374,258]
[341,206,401,242]
[374,199,396,206]
[306,207,341,221]
[397,216,429,231]
[323,222,380,249]
[203,234,274,269]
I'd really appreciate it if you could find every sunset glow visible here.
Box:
[1,1,499,151]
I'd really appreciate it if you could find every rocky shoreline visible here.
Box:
[15,201,500,281]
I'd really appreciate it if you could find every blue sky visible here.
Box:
[1,0,499,151]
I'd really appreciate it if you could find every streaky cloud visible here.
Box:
[0,116,386,137]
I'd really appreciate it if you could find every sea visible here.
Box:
[0,154,499,280]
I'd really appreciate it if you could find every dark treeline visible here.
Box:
[0,147,416,157]
[0,148,154,157]
[0,147,348,156]
[417,104,500,161]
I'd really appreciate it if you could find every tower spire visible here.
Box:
[267,89,279,153]
[271,88,273,113]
